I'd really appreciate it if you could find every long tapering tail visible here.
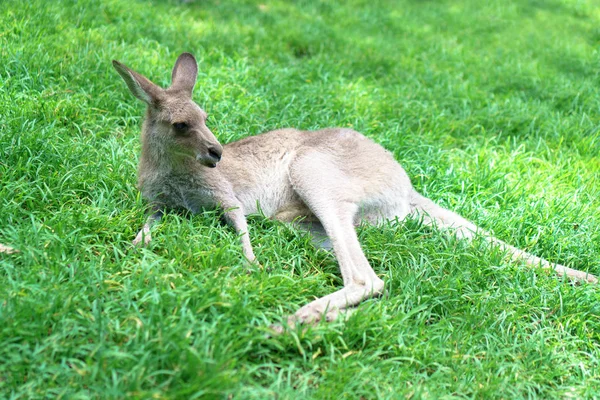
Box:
[409,191,597,284]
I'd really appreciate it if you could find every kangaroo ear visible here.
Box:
[170,52,198,94]
[112,60,163,105]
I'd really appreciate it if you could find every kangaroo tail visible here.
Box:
[409,190,597,284]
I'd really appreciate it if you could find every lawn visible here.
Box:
[1,0,600,398]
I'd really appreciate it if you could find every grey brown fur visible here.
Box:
[113,53,597,330]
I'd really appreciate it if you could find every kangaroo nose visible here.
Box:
[207,146,222,162]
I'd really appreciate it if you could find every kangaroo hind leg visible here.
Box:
[285,151,385,327]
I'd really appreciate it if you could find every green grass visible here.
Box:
[1,0,600,398]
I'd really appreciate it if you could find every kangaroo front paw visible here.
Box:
[244,260,271,276]
[0,244,19,254]
[132,230,151,247]
[242,252,272,273]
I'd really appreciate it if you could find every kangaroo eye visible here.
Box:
[172,122,189,134]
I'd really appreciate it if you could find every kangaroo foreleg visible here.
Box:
[132,207,163,246]
[223,204,256,263]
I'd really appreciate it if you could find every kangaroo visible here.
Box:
[112,53,597,329]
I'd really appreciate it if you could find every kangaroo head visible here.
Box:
[112,53,223,168]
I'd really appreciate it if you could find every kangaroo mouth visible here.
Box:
[196,153,219,168]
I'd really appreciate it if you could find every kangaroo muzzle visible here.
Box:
[196,144,223,168]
